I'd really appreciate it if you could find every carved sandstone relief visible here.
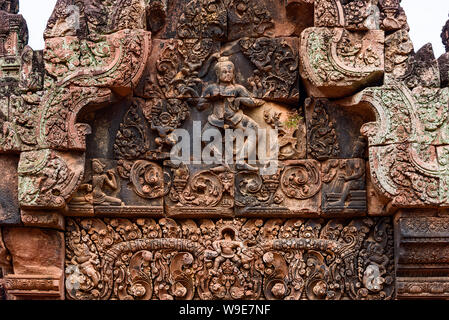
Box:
[235,161,322,217]
[321,159,367,215]
[44,0,148,38]
[2,226,65,299]
[138,37,300,102]
[40,29,151,151]
[0,156,20,224]
[68,158,165,217]
[315,0,381,31]
[314,0,407,31]
[163,163,234,217]
[4,0,449,301]
[18,149,84,209]
[340,83,449,208]
[65,217,394,300]
[0,2,27,79]
[151,0,311,41]
[300,27,384,98]
[378,0,408,31]
[305,97,368,160]
[16,28,151,210]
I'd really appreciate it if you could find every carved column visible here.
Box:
[395,210,449,299]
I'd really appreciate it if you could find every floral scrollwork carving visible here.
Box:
[164,164,235,214]
[130,160,171,199]
[114,99,149,160]
[307,99,340,160]
[314,0,344,27]
[176,0,227,40]
[178,170,223,207]
[280,162,321,200]
[235,170,283,207]
[239,37,299,101]
[65,217,394,300]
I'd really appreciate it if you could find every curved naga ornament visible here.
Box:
[65,217,395,300]
[344,84,449,207]
[39,29,151,151]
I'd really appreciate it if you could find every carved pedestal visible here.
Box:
[1,226,65,300]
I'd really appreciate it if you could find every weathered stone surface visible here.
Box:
[349,85,449,146]
[401,43,440,89]
[438,53,449,88]
[21,210,65,230]
[384,29,414,85]
[0,2,28,79]
[366,163,390,216]
[315,0,381,30]
[3,227,64,276]
[442,13,449,53]
[40,29,151,151]
[314,0,408,32]
[44,0,148,38]
[385,33,441,89]
[18,149,84,209]
[366,143,449,208]
[395,211,449,299]
[300,27,384,98]
[3,274,63,299]
[0,228,12,273]
[379,0,408,31]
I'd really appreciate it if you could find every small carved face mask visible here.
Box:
[217,62,235,83]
